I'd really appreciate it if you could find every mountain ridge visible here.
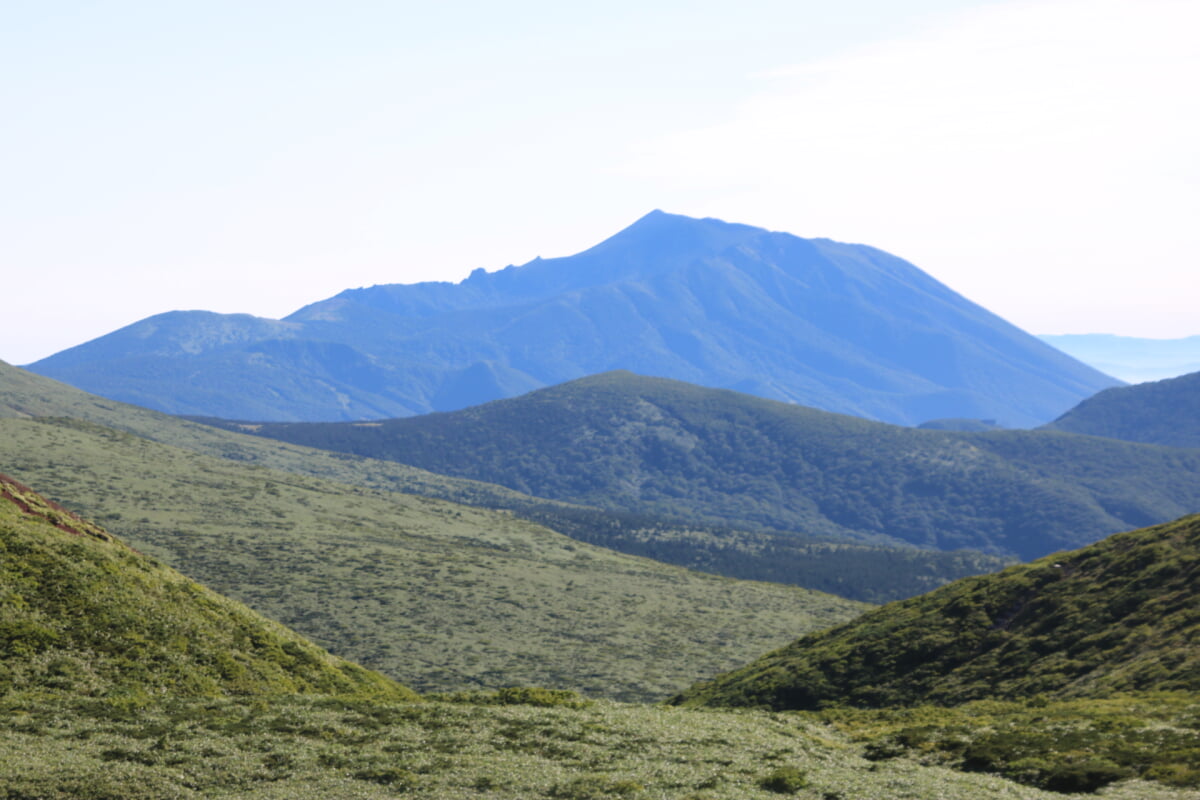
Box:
[0,361,868,701]
[195,370,1200,561]
[1043,371,1200,448]
[26,211,1118,425]
[2,358,1009,603]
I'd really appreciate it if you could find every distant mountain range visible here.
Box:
[1040,333,1200,383]
[673,512,1200,710]
[1044,370,1200,448]
[196,371,1200,561]
[26,211,1118,427]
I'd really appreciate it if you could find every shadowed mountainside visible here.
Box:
[203,371,1200,560]
[0,359,1010,603]
[1043,371,1200,448]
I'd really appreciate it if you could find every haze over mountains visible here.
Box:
[27,211,1118,427]
[1040,334,1200,383]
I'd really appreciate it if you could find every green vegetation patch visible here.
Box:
[1044,371,1200,448]
[830,694,1200,794]
[673,514,1200,710]
[3,693,1193,799]
[0,360,1012,603]
[204,370,1200,562]
[0,475,411,700]
[0,416,866,701]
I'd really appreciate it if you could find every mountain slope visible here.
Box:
[672,513,1200,710]
[211,371,1200,560]
[0,364,868,701]
[27,211,1118,425]
[1043,371,1200,448]
[0,359,1010,603]
[0,473,412,699]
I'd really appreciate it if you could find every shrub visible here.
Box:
[1037,759,1131,794]
[758,766,808,793]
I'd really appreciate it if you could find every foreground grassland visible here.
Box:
[0,416,865,701]
[2,693,1197,800]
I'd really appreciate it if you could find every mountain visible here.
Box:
[0,472,412,699]
[0,363,866,701]
[0,359,1014,606]
[204,371,1200,561]
[1043,371,1200,448]
[1041,333,1200,383]
[672,512,1200,711]
[27,211,1118,426]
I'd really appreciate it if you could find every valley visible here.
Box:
[3,358,1200,796]
[3,221,1199,799]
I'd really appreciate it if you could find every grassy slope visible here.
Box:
[0,474,411,700]
[672,514,1200,711]
[1044,371,1200,448]
[0,415,865,702]
[2,692,1198,799]
[207,371,1200,560]
[0,359,1008,603]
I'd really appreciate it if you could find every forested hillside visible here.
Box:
[1044,371,1200,448]
[209,371,1200,560]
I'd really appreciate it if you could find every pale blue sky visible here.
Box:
[3,0,1197,365]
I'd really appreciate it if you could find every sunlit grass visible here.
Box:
[6,693,1196,799]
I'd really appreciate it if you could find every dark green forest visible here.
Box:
[1045,370,1200,447]
[198,371,1200,560]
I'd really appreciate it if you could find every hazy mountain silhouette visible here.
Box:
[29,211,1118,425]
[1040,334,1200,383]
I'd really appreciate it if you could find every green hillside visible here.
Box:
[206,371,1200,560]
[0,473,411,700]
[4,366,1199,797]
[0,412,866,702]
[0,359,1007,603]
[672,513,1200,711]
[1044,371,1200,448]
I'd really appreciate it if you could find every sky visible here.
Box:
[2,0,1197,365]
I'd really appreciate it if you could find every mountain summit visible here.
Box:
[28,212,1117,424]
